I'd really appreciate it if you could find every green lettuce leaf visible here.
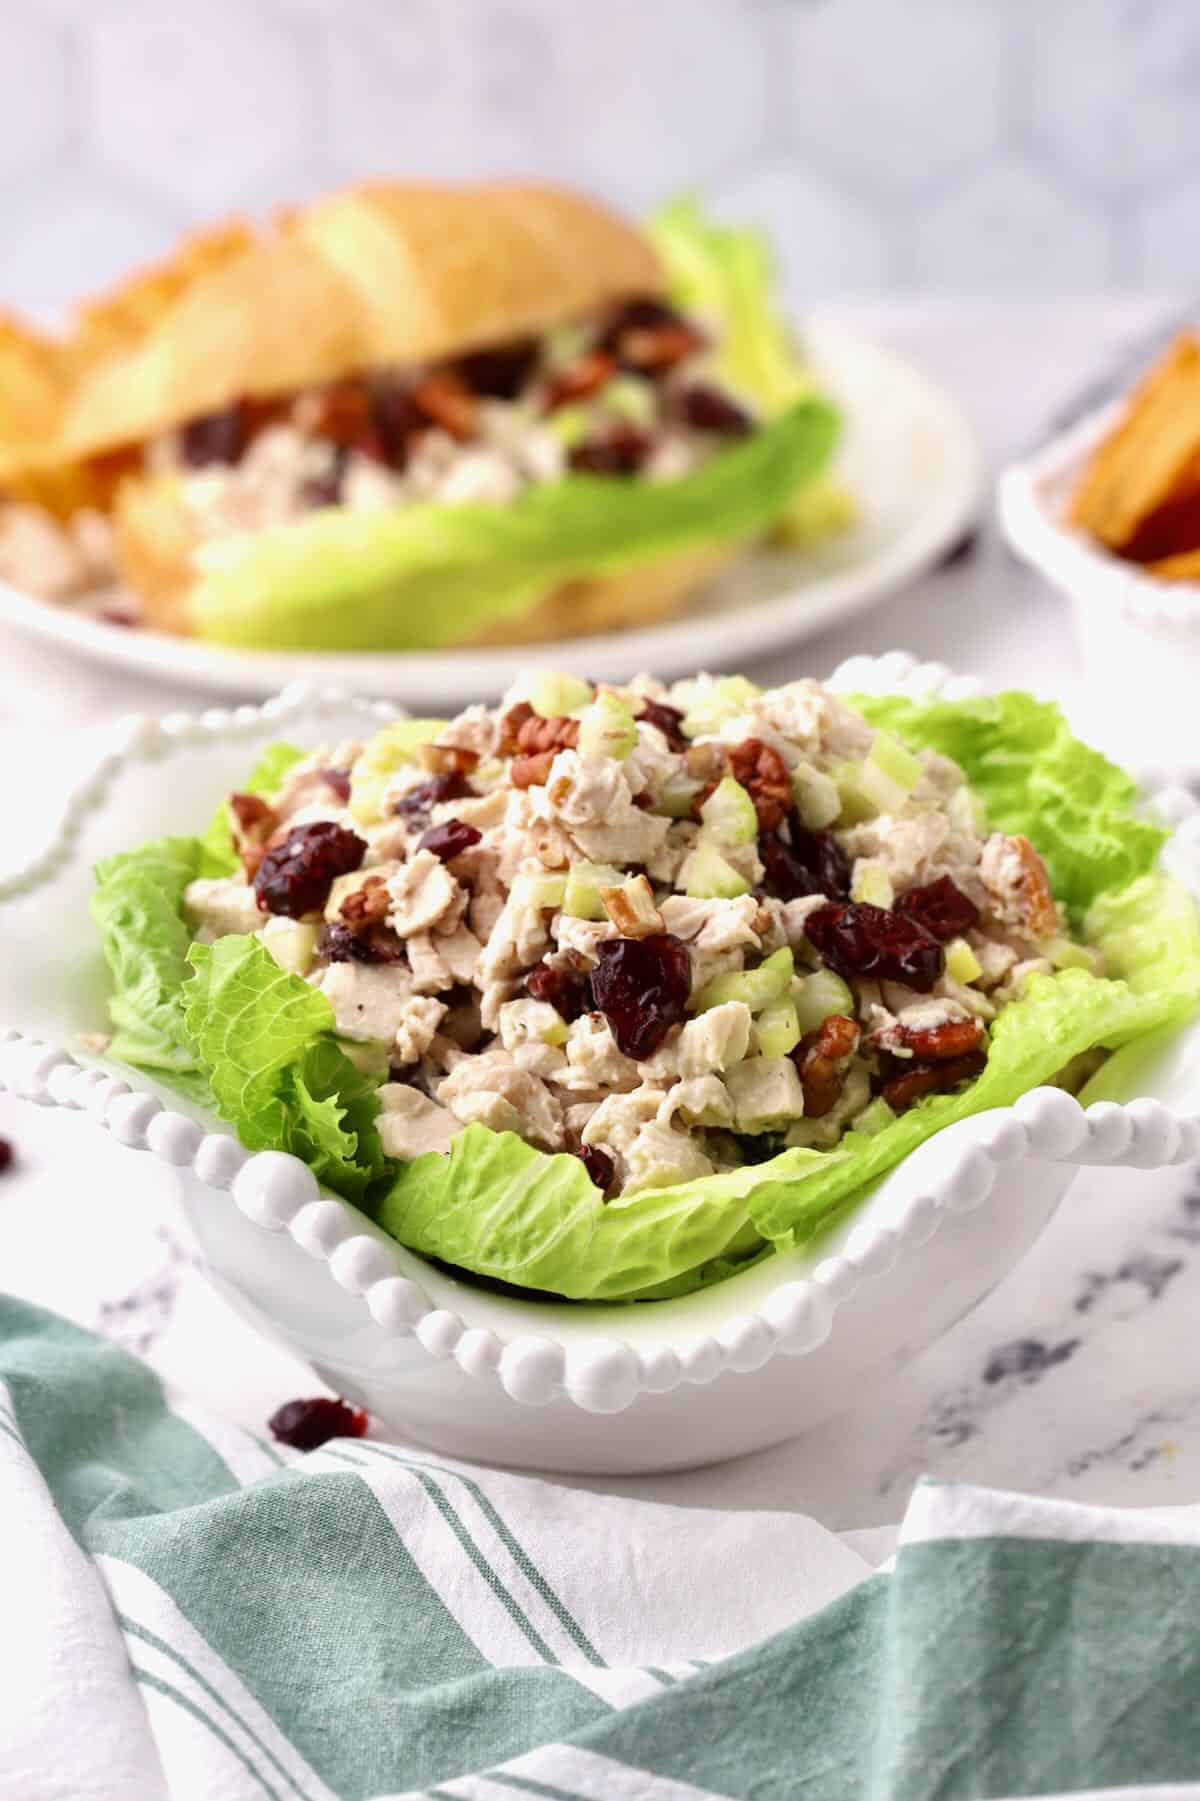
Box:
[376,1126,837,1302]
[189,401,837,651]
[855,691,1166,919]
[90,837,213,1102]
[648,193,854,544]
[199,741,306,876]
[183,935,385,1202]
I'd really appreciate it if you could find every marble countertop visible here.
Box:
[2,297,1196,1529]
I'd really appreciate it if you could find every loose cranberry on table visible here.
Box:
[253,821,367,918]
[0,1137,14,1174]
[268,1396,368,1452]
[418,819,482,862]
[590,934,692,1059]
[805,900,945,992]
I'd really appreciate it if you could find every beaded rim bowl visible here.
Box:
[1,653,1198,1423]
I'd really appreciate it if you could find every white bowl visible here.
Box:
[1000,407,1200,767]
[2,656,1198,1475]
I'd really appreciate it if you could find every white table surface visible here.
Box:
[3,297,1197,1528]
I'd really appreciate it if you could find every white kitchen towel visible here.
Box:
[3,1295,1200,1801]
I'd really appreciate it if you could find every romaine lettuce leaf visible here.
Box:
[183,934,385,1202]
[648,193,855,544]
[189,401,837,651]
[199,741,306,877]
[376,1125,836,1302]
[90,836,213,1102]
[855,691,1165,919]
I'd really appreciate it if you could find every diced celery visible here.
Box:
[755,996,801,1058]
[791,761,841,828]
[793,968,855,1034]
[602,375,656,427]
[511,871,568,913]
[547,404,591,449]
[684,843,751,900]
[546,321,590,366]
[868,730,923,794]
[858,758,908,816]
[696,946,793,1013]
[259,918,319,977]
[853,1097,897,1138]
[578,690,638,759]
[699,776,758,847]
[350,718,447,825]
[676,675,761,739]
[832,760,878,825]
[530,672,593,718]
[655,772,705,818]
[851,859,894,909]
[946,936,983,984]
[563,860,625,920]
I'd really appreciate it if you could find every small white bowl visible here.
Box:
[1000,408,1200,767]
[2,658,1199,1475]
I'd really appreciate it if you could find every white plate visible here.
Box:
[0,322,981,707]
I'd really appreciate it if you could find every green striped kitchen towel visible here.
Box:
[3,1295,1199,1801]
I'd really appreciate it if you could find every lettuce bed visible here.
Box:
[91,696,1200,1302]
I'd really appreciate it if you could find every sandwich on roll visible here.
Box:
[0,184,850,650]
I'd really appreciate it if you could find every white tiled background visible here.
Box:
[4,0,1198,312]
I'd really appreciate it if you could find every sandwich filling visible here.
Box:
[183,673,1099,1199]
[0,296,756,614]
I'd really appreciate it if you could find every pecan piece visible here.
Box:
[1009,835,1060,939]
[339,873,391,928]
[543,350,618,410]
[516,713,580,755]
[895,1017,985,1062]
[881,1048,988,1113]
[497,701,535,756]
[410,373,478,440]
[728,738,792,831]
[419,742,480,777]
[510,750,556,789]
[229,792,278,880]
[795,1014,860,1118]
[599,873,663,939]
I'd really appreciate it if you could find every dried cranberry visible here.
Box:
[569,428,652,476]
[268,1396,368,1452]
[317,767,351,804]
[678,385,753,436]
[758,824,850,903]
[525,957,589,1022]
[302,445,349,507]
[597,296,686,352]
[896,876,980,942]
[805,901,944,993]
[318,921,406,966]
[418,818,482,861]
[393,772,474,819]
[575,1143,615,1195]
[0,1138,13,1174]
[590,934,692,1059]
[454,339,540,399]
[180,401,249,467]
[637,699,688,750]
[371,380,428,467]
[253,821,367,918]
